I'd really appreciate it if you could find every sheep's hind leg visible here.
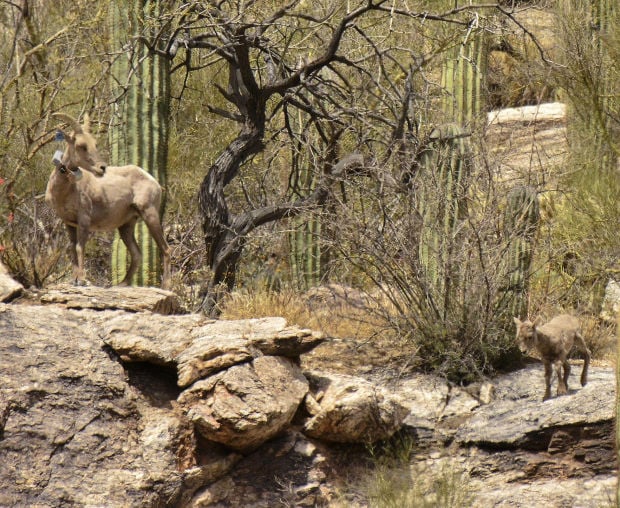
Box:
[576,332,591,386]
[117,220,141,286]
[140,206,171,289]
[561,360,571,395]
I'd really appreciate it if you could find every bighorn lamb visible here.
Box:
[46,113,171,288]
[513,314,591,401]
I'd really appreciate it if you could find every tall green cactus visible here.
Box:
[441,23,486,128]
[416,124,471,320]
[290,211,323,291]
[109,1,170,286]
[502,186,540,320]
[414,23,486,320]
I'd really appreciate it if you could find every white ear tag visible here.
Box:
[52,150,64,166]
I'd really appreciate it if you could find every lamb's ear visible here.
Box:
[513,317,521,326]
[533,316,543,327]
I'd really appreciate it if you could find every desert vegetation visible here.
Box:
[1,0,618,504]
[0,0,617,379]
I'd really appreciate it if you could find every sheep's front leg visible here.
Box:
[74,223,90,285]
[66,225,86,285]
[543,361,552,401]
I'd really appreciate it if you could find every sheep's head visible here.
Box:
[54,113,107,177]
[513,317,537,353]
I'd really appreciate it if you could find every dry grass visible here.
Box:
[219,288,420,377]
[220,288,387,342]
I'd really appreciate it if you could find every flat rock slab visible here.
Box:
[455,364,614,449]
[102,315,324,386]
[40,284,185,315]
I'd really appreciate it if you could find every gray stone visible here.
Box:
[303,371,409,443]
[455,364,614,449]
[180,356,309,452]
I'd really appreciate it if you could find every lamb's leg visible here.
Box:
[562,360,571,393]
[575,332,591,386]
[140,206,171,289]
[556,360,568,396]
[543,361,552,401]
[117,220,141,286]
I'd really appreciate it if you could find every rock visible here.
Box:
[0,304,186,506]
[304,283,371,309]
[102,315,323,384]
[40,284,185,315]
[189,317,324,358]
[487,102,566,125]
[0,261,22,302]
[176,317,322,387]
[101,311,208,365]
[455,364,614,450]
[179,356,309,452]
[176,337,254,387]
[303,371,409,443]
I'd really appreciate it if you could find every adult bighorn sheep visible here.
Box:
[513,314,591,401]
[46,113,171,288]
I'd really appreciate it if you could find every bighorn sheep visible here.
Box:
[46,113,171,288]
[513,314,591,401]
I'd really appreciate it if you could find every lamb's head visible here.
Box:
[54,113,107,177]
[513,317,537,354]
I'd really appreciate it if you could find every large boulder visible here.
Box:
[41,283,185,314]
[179,356,309,452]
[303,371,409,443]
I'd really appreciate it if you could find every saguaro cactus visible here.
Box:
[416,124,472,320]
[414,21,486,321]
[502,186,540,320]
[109,1,170,286]
[441,22,486,127]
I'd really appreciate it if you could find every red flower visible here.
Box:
[0,245,4,252]
[0,177,5,185]
[7,212,14,223]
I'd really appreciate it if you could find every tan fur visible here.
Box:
[47,114,171,288]
[513,314,591,401]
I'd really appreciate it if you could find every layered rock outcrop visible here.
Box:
[0,282,615,507]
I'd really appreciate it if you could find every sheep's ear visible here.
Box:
[513,317,521,326]
[533,316,543,327]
